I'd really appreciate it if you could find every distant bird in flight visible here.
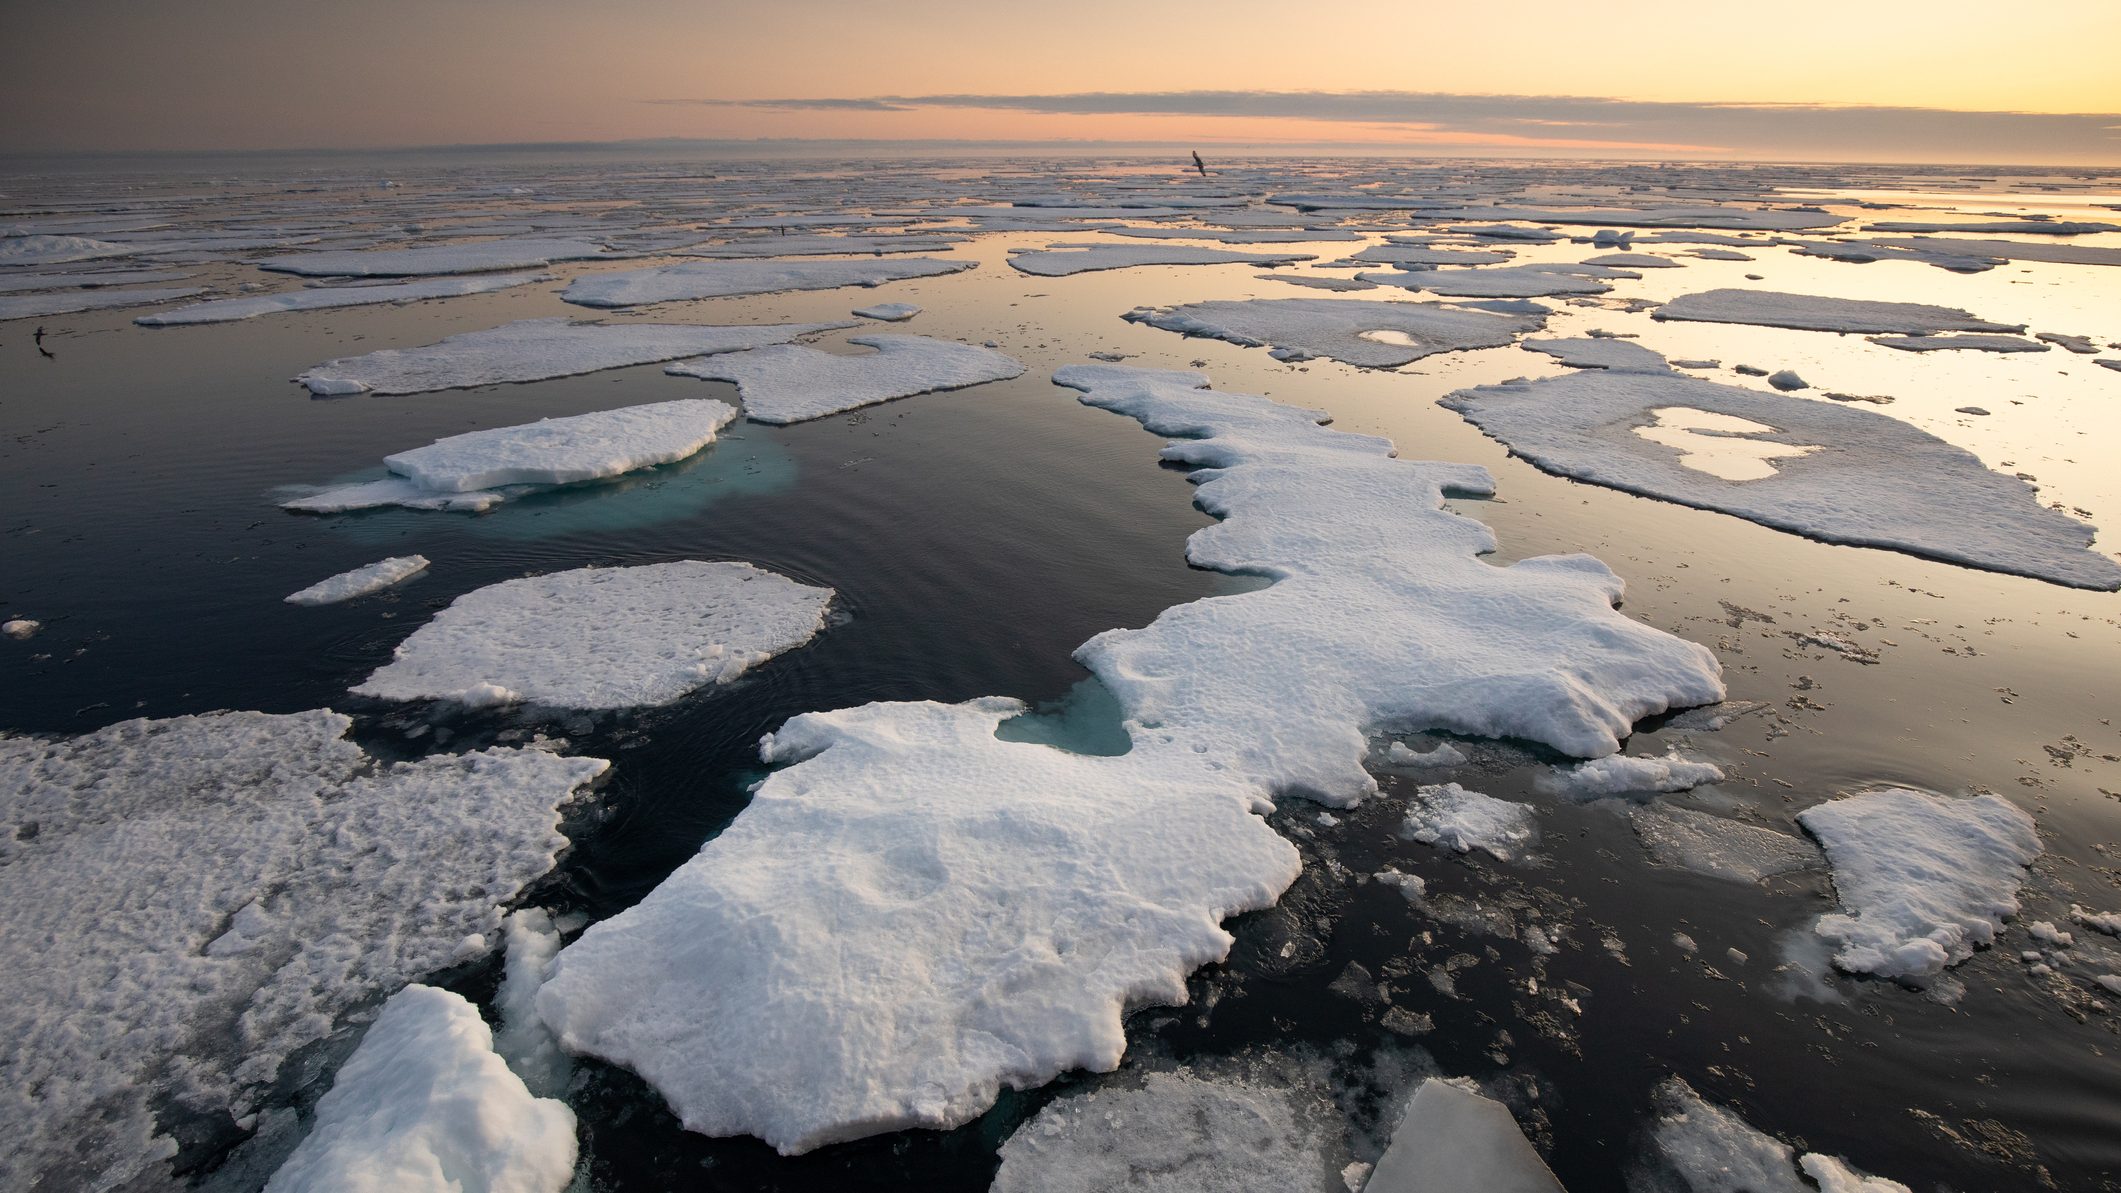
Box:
[1191,151,1207,177]
[33,325,46,346]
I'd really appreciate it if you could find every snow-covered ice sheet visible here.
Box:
[137,272,547,325]
[1654,288,2021,335]
[1359,264,1616,299]
[0,710,606,1191]
[562,257,972,307]
[1402,783,1536,860]
[1866,334,2049,353]
[1337,244,1514,267]
[285,555,429,605]
[533,364,1721,1153]
[668,334,1025,424]
[682,233,965,257]
[1100,224,1363,244]
[258,236,614,277]
[1522,336,1670,371]
[1008,243,1313,277]
[1440,369,2121,589]
[992,1071,1344,1193]
[0,285,206,321]
[1798,788,2040,981]
[263,985,576,1193]
[354,561,833,709]
[297,317,851,396]
[1124,298,1544,368]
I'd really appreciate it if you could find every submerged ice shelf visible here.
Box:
[0,710,606,1191]
[534,364,1723,1154]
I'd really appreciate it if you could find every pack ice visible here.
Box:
[668,334,1025,424]
[354,561,833,709]
[286,399,740,512]
[1654,289,2021,335]
[1124,298,1545,367]
[297,317,852,396]
[263,986,576,1193]
[1798,788,2040,982]
[562,257,973,307]
[534,365,1723,1153]
[258,236,616,277]
[137,272,547,325]
[1440,368,2121,590]
[0,710,606,1191]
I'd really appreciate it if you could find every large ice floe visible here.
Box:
[285,555,430,605]
[1440,368,2121,589]
[0,285,207,321]
[296,317,851,396]
[285,399,740,513]
[562,256,973,307]
[136,272,547,325]
[1007,243,1313,277]
[667,333,1025,424]
[1653,288,2022,335]
[1797,788,2040,982]
[533,364,1722,1154]
[991,1071,1345,1193]
[263,985,576,1193]
[354,561,833,709]
[681,233,966,257]
[1356,263,1619,299]
[0,710,607,1191]
[1644,1079,1908,1193]
[258,236,616,277]
[1124,298,1545,367]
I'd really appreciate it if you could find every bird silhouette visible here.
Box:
[1191,151,1207,177]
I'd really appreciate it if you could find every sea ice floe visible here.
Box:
[2,618,39,639]
[1262,273,1378,291]
[1653,288,2021,335]
[355,561,831,709]
[1583,252,1681,268]
[1100,224,1363,244]
[853,301,920,321]
[1860,236,2121,269]
[1124,298,1545,368]
[1337,244,1515,267]
[1522,336,1670,371]
[136,272,547,325]
[0,285,207,321]
[1535,749,1725,799]
[258,236,615,277]
[1797,788,2040,982]
[1401,783,1536,861]
[682,233,965,257]
[1866,333,2050,353]
[1440,368,2121,589]
[1438,205,1845,232]
[1357,264,1618,299]
[263,985,576,1193]
[992,1070,1345,1193]
[1008,243,1313,277]
[1785,239,2002,273]
[667,334,1025,424]
[0,710,606,1191]
[1861,219,2117,236]
[1645,1079,1908,1193]
[285,555,430,605]
[296,317,851,396]
[533,364,1722,1153]
[1365,1078,1564,1193]
[0,233,135,267]
[0,267,193,293]
[562,256,973,307]
[1382,740,1469,769]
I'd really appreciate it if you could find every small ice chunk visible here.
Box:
[668,334,1025,424]
[1384,740,1468,769]
[298,318,852,397]
[2025,921,2073,948]
[1869,334,2049,353]
[1798,788,2041,981]
[494,910,570,1098]
[285,556,429,605]
[2036,332,2098,354]
[1365,1078,1563,1193]
[1535,750,1724,800]
[1766,369,1808,391]
[356,561,832,710]
[1523,336,1670,372]
[1645,1079,1908,1193]
[1374,868,1427,901]
[1401,783,1536,860]
[562,256,973,307]
[1631,802,1817,883]
[1583,251,1681,268]
[853,301,920,321]
[283,477,510,514]
[2,618,38,639]
[1655,289,2021,335]
[263,985,576,1193]
[2072,905,2121,936]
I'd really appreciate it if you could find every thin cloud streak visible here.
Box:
[663,90,2121,161]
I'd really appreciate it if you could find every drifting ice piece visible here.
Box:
[1363,1079,1563,1193]
[137,272,547,325]
[258,236,614,277]
[562,256,973,307]
[1008,243,1313,276]
[285,555,430,605]
[1654,288,2021,335]
[668,334,1025,424]
[1124,298,1544,368]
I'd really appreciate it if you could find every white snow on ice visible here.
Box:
[1401,782,1537,860]
[354,561,833,709]
[667,334,1025,424]
[1124,298,1545,368]
[1535,750,1726,800]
